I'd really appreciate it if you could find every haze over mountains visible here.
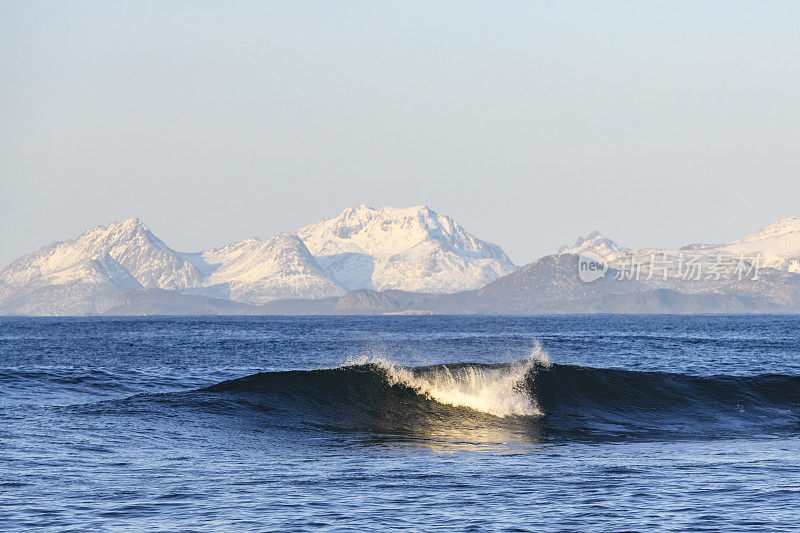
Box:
[2,207,800,315]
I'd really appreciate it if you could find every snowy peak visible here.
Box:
[72,218,202,289]
[558,231,626,259]
[297,204,430,255]
[556,216,800,275]
[207,233,323,284]
[719,216,800,272]
[0,218,203,293]
[102,217,150,237]
[43,253,141,290]
[732,216,800,244]
[298,204,512,262]
[80,218,164,253]
[204,233,343,304]
[296,205,517,293]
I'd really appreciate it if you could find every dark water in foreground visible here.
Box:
[1,315,800,531]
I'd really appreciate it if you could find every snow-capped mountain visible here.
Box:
[5,211,800,315]
[718,216,800,273]
[557,231,627,259]
[559,216,800,275]
[1,218,204,291]
[296,205,517,292]
[199,233,344,304]
[0,206,517,314]
[0,219,204,315]
[0,253,142,316]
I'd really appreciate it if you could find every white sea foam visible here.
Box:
[347,342,550,418]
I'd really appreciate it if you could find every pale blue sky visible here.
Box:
[2,1,799,266]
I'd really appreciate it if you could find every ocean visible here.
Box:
[1,315,799,531]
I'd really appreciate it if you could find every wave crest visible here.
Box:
[349,343,549,417]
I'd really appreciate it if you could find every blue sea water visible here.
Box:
[1,315,800,531]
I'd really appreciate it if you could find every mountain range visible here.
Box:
[0,205,516,315]
[2,207,800,315]
[559,216,800,274]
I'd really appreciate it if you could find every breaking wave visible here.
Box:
[345,343,550,417]
[196,349,800,442]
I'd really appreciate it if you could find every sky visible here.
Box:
[1,0,799,267]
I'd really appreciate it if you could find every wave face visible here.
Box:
[200,359,800,442]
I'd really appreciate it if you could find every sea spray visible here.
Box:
[345,342,550,417]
